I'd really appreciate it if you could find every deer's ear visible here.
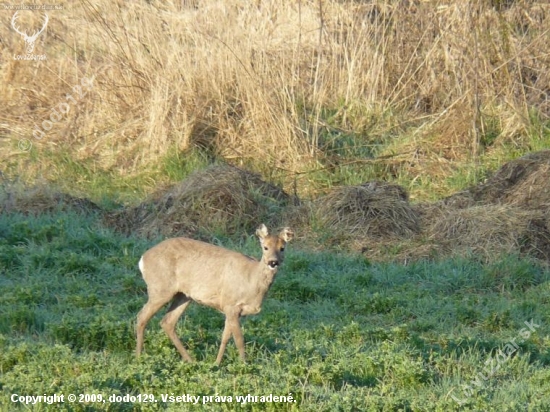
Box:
[256,224,269,240]
[279,228,294,243]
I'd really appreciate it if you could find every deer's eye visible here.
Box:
[263,246,268,251]
[280,247,285,252]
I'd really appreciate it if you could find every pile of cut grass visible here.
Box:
[105,164,292,239]
[313,151,550,262]
[315,181,419,240]
[4,151,550,263]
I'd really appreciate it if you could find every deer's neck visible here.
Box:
[236,262,278,316]
[261,265,278,290]
[247,260,278,296]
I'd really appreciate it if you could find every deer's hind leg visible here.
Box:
[160,292,193,362]
[136,294,173,357]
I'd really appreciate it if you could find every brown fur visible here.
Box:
[136,224,294,364]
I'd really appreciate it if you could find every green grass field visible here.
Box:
[2,1,550,410]
[1,209,550,411]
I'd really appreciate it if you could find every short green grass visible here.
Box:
[2,146,214,208]
[1,211,550,411]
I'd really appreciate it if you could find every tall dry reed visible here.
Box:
[1,0,548,194]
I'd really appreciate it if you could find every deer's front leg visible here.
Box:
[231,315,245,362]
[216,307,244,365]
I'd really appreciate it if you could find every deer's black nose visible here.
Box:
[268,260,279,269]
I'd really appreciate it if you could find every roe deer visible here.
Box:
[136,224,294,364]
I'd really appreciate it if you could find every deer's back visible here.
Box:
[140,237,259,309]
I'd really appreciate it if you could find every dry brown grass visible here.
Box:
[428,205,540,257]
[314,150,550,262]
[0,177,100,215]
[3,150,550,263]
[3,0,550,263]
[315,181,420,240]
[1,1,549,198]
[441,149,550,208]
[105,164,291,238]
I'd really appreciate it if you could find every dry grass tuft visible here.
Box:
[428,205,539,258]
[422,204,550,262]
[0,180,100,215]
[475,150,550,208]
[442,150,550,208]
[522,213,550,262]
[106,164,290,238]
[357,151,550,263]
[315,181,419,240]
